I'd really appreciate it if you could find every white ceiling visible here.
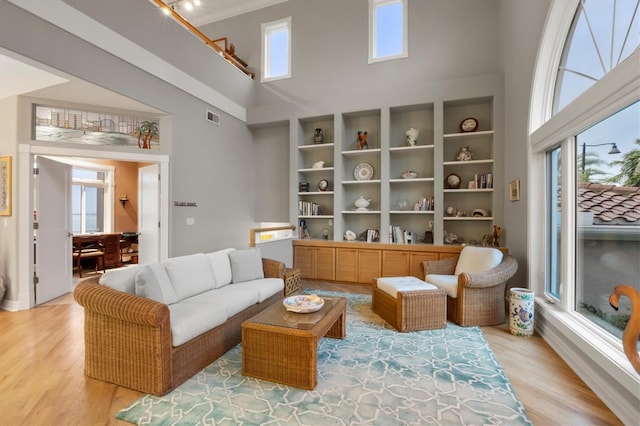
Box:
[0,51,162,114]
[169,0,288,26]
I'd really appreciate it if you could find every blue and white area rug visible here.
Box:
[117,291,531,425]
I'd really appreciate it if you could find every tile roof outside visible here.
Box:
[578,183,640,225]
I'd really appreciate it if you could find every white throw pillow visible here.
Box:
[163,253,216,300]
[135,263,178,304]
[229,248,264,283]
[99,265,142,294]
[205,248,235,288]
[454,246,503,276]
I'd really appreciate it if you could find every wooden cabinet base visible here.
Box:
[294,240,507,285]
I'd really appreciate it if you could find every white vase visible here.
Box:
[509,287,535,337]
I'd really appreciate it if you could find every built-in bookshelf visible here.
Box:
[291,96,499,245]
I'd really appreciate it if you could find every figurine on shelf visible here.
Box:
[456,146,473,161]
[357,130,368,150]
[405,127,419,146]
[313,128,324,144]
[492,225,501,247]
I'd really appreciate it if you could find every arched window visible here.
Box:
[554,0,639,113]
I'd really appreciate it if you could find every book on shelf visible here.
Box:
[474,173,494,189]
[388,226,418,244]
[298,200,322,216]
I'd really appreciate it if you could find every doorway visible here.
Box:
[18,144,169,309]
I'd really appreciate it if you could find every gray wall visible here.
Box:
[202,0,551,284]
[0,1,277,304]
[0,0,554,305]
[499,0,551,285]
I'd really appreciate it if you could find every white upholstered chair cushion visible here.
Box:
[163,253,216,300]
[205,248,235,288]
[425,274,460,298]
[454,246,503,276]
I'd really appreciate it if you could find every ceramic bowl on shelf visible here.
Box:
[283,294,324,313]
[401,170,418,179]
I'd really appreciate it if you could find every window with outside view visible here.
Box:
[369,0,407,63]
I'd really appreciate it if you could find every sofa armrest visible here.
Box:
[73,278,174,395]
[458,255,518,288]
[421,255,458,277]
[73,280,169,326]
[262,257,285,279]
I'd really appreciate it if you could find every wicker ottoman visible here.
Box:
[372,276,447,332]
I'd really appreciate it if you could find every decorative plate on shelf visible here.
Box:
[354,163,374,181]
[283,295,325,313]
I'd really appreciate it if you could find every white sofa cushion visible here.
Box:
[163,253,216,301]
[235,278,284,302]
[205,248,235,288]
[168,302,227,346]
[182,284,260,318]
[376,276,438,298]
[454,246,503,276]
[99,265,142,294]
[229,248,264,283]
[135,263,178,304]
[426,274,459,298]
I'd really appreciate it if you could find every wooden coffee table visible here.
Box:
[241,296,346,390]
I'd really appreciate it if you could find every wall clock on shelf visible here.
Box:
[446,173,461,189]
[318,179,329,191]
[460,117,478,133]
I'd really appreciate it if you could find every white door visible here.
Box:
[35,156,72,304]
[138,163,160,264]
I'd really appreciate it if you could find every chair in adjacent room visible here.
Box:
[421,246,518,326]
[72,236,106,278]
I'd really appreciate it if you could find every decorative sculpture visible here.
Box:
[609,285,640,374]
[405,127,419,146]
[357,130,368,150]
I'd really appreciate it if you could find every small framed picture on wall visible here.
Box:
[509,179,520,202]
[0,155,12,216]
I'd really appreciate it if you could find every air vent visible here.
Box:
[206,110,220,125]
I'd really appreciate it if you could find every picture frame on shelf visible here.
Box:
[0,155,12,216]
[509,179,520,202]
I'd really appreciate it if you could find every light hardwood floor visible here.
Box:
[0,278,622,425]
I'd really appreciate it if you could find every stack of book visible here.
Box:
[298,200,322,216]
[473,173,493,189]
[389,226,418,244]
[365,229,379,243]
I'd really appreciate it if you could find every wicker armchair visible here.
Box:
[421,249,518,326]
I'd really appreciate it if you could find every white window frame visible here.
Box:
[261,16,292,82]
[529,2,640,417]
[368,0,408,64]
[63,159,115,234]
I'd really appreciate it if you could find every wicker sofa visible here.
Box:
[73,248,285,396]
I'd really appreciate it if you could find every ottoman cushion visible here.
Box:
[377,276,438,298]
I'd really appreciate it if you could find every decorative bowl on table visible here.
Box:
[283,295,325,313]
[401,170,418,179]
